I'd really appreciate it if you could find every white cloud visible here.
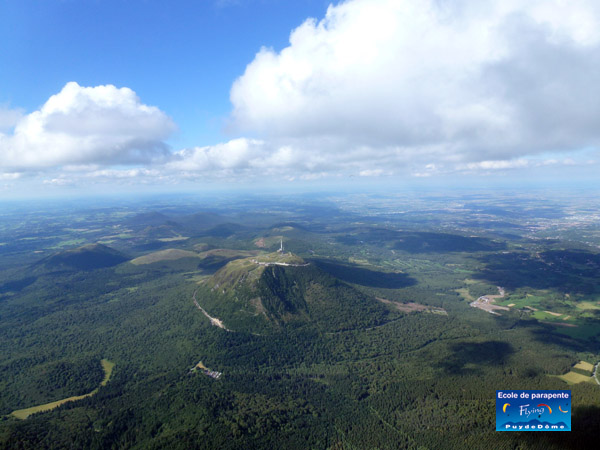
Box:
[359,169,384,177]
[37,167,172,190]
[230,0,600,170]
[168,138,265,172]
[167,138,418,179]
[459,159,530,170]
[43,177,74,186]
[87,168,161,179]
[0,172,21,180]
[168,138,324,176]
[0,82,175,171]
[63,164,101,172]
[5,0,600,188]
[0,106,23,132]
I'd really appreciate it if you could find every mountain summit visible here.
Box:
[195,252,390,333]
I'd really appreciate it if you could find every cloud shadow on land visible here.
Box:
[311,259,416,289]
[438,340,514,375]
[393,232,506,254]
[529,326,592,353]
[0,276,37,294]
[472,250,600,294]
[335,228,506,254]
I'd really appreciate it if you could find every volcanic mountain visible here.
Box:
[33,243,128,272]
[194,252,391,334]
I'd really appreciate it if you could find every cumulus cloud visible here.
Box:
[167,138,417,179]
[0,106,23,132]
[37,167,171,190]
[0,172,21,180]
[0,82,175,171]
[458,159,530,171]
[168,138,266,173]
[230,0,600,171]
[168,138,319,177]
[5,0,600,187]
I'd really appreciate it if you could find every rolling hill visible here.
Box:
[33,244,128,272]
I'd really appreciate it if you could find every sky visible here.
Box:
[1,0,600,196]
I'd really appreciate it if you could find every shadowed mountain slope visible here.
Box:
[33,244,128,272]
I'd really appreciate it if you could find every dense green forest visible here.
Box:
[1,196,599,449]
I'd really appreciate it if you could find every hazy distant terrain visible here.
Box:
[0,191,599,449]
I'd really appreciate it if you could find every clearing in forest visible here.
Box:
[558,361,600,384]
[190,360,222,379]
[456,288,474,302]
[574,361,594,372]
[576,301,600,310]
[376,297,446,314]
[557,362,595,385]
[559,372,593,384]
[10,359,115,420]
[193,361,208,370]
[469,287,509,315]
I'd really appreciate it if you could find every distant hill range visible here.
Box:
[196,252,391,333]
[127,211,241,240]
[33,244,128,272]
[126,211,173,227]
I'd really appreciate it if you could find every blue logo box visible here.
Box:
[496,390,571,431]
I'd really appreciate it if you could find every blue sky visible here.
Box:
[1,0,599,196]
[0,0,329,148]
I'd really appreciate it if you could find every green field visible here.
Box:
[99,359,115,386]
[553,322,600,340]
[532,310,564,320]
[557,361,597,385]
[49,238,86,249]
[455,287,474,302]
[577,301,600,310]
[574,361,595,372]
[558,372,594,385]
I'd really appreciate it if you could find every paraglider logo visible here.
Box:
[496,390,571,431]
